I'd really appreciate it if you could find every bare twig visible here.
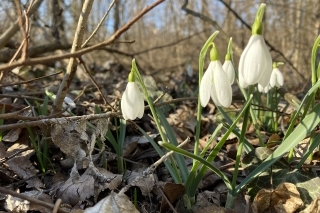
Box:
[52,198,62,213]
[0,0,165,73]
[82,0,117,48]
[0,186,69,213]
[52,0,94,114]
[0,0,42,50]
[181,0,242,56]
[0,71,62,88]
[78,57,111,108]
[0,112,120,131]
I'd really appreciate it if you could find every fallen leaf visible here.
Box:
[252,182,303,213]
[84,191,139,213]
[160,182,185,213]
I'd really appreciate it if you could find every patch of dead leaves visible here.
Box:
[252,182,303,213]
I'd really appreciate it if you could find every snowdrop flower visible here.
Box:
[269,63,284,88]
[238,3,272,88]
[121,71,144,120]
[222,53,235,84]
[199,45,232,107]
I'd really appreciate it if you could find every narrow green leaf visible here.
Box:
[235,101,320,194]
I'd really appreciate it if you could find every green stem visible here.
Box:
[132,60,182,183]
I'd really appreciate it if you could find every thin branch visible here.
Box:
[82,0,117,48]
[0,112,120,131]
[0,71,62,88]
[78,57,116,110]
[0,186,69,213]
[52,0,94,114]
[181,0,242,56]
[0,0,165,72]
[0,0,43,49]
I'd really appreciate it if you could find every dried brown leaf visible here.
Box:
[51,119,88,161]
[252,182,303,213]
[2,128,22,143]
[84,191,139,213]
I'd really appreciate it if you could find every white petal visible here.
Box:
[258,84,264,92]
[64,96,76,109]
[199,63,213,107]
[121,82,144,120]
[136,89,145,119]
[270,68,284,88]
[212,61,232,107]
[239,35,272,87]
[121,86,130,120]
[257,42,272,87]
[222,61,235,84]
[238,71,249,88]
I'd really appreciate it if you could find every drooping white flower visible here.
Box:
[199,46,232,108]
[238,35,272,88]
[269,67,284,88]
[222,60,235,85]
[121,75,144,120]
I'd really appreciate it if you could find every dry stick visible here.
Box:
[0,97,197,128]
[0,187,69,213]
[52,198,62,213]
[156,186,178,213]
[0,112,120,131]
[78,57,113,109]
[0,0,165,73]
[0,71,62,87]
[0,94,47,101]
[52,0,94,114]
[0,0,42,50]
[0,107,67,121]
[81,0,116,48]
[119,137,191,195]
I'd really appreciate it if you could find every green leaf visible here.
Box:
[235,101,320,194]
[242,147,320,204]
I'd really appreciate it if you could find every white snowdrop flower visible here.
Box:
[199,46,232,108]
[239,35,272,88]
[222,58,235,84]
[238,3,272,88]
[121,72,144,120]
[269,67,284,88]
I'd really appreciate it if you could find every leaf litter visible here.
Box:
[1,62,320,213]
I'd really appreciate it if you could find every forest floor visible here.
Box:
[0,61,319,213]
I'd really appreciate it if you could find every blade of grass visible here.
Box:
[156,108,189,182]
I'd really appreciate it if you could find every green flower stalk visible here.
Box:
[222,38,235,84]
